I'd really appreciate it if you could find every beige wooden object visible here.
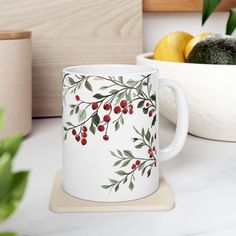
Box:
[50,170,175,212]
[0,31,32,138]
[0,0,143,117]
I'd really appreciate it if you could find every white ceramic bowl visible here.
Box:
[136,52,236,141]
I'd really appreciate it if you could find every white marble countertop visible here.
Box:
[1,116,236,236]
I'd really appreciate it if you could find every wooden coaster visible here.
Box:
[50,170,175,212]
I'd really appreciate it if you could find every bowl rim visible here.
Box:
[136,52,236,67]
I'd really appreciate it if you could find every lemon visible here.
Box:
[153,31,193,62]
[185,32,212,60]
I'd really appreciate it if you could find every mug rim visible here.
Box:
[63,64,158,76]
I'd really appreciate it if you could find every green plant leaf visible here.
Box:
[143,107,148,114]
[137,100,145,108]
[115,122,120,131]
[0,133,22,159]
[109,89,119,94]
[151,115,157,127]
[0,154,12,198]
[109,179,118,184]
[78,110,86,122]
[75,105,80,114]
[123,176,128,184]
[0,108,4,133]
[121,159,130,167]
[0,232,18,236]
[202,0,221,25]
[145,129,151,142]
[116,170,127,176]
[150,94,156,101]
[117,76,123,83]
[66,122,73,126]
[129,181,134,191]
[85,80,92,91]
[92,113,100,126]
[93,94,104,99]
[101,185,111,189]
[123,150,134,159]
[117,149,123,157]
[120,116,124,125]
[125,90,132,102]
[110,151,116,157]
[89,123,96,135]
[113,160,122,166]
[126,80,138,87]
[115,184,119,192]
[147,168,152,177]
[0,171,29,222]
[135,143,145,149]
[138,161,145,170]
[68,77,76,85]
[226,7,236,35]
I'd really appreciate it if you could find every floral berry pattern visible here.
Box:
[101,127,157,192]
[63,74,157,145]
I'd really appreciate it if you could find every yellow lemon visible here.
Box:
[153,31,193,62]
[185,32,213,60]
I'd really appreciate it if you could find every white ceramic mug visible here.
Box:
[62,64,188,202]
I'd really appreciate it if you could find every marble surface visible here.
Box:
[1,116,236,236]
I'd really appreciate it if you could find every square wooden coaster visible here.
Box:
[50,170,175,212]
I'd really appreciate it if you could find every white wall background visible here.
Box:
[143,12,236,52]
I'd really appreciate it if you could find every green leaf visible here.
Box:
[75,105,80,114]
[123,150,134,159]
[89,123,96,135]
[63,126,68,131]
[0,108,4,133]
[133,126,141,136]
[101,185,111,189]
[129,181,134,191]
[116,170,127,176]
[0,232,18,236]
[135,143,145,149]
[92,113,100,126]
[117,149,123,157]
[113,160,122,166]
[117,76,123,83]
[151,115,157,127]
[121,159,130,167]
[136,83,142,94]
[132,138,139,142]
[115,184,119,192]
[145,129,151,142]
[143,107,148,114]
[110,151,116,157]
[100,86,109,90]
[226,7,236,35]
[109,179,118,184]
[70,109,74,116]
[78,110,86,122]
[202,0,221,25]
[147,169,152,177]
[141,128,145,137]
[123,176,128,184]
[68,77,76,85]
[0,171,29,222]
[137,100,145,108]
[64,132,68,140]
[126,80,138,87]
[150,94,156,101]
[93,93,104,99]
[109,89,119,94]
[0,154,12,198]
[66,122,73,126]
[116,92,125,103]
[85,80,93,91]
[120,116,124,125]
[125,90,132,102]
[115,122,120,131]
[0,133,22,159]
[138,161,145,170]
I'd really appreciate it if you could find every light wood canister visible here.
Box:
[0,31,32,138]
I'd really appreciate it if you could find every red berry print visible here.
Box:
[129,108,133,114]
[81,138,87,145]
[149,153,153,158]
[82,126,87,132]
[103,115,111,122]
[75,95,80,101]
[136,160,141,165]
[122,108,128,114]
[72,129,77,136]
[131,164,136,169]
[146,102,150,107]
[154,161,157,167]
[149,110,153,117]
[103,103,111,110]
[120,100,127,108]
[98,125,105,132]
[103,135,109,141]
[92,102,99,110]
[152,146,155,151]
[148,148,152,154]
[82,132,87,138]
[114,106,121,114]
[130,104,134,109]
[75,135,80,142]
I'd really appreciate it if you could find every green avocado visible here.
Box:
[187,34,236,65]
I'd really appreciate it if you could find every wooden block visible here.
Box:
[143,0,236,12]
[0,0,143,117]
[50,170,175,212]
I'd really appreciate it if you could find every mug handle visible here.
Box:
[158,79,189,162]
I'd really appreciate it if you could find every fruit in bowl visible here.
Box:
[136,31,236,141]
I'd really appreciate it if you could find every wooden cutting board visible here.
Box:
[0,0,143,117]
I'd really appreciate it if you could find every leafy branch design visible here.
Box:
[63,74,157,145]
[101,127,157,192]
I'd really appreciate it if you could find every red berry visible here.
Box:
[75,95,80,101]
[120,100,127,108]
[103,103,111,110]
[82,132,87,138]
[130,104,134,109]
[75,135,80,142]
[82,126,87,132]
[114,106,121,114]
[149,153,153,158]
[149,110,153,117]
[136,160,141,165]
[103,115,111,122]
[92,102,98,110]
[153,146,155,151]
[81,138,87,145]
[131,164,136,169]
[103,135,109,141]
[98,125,105,132]
[72,129,77,136]
[122,108,128,114]
[148,148,151,154]
[146,102,150,107]
[154,161,157,167]
[129,109,133,114]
